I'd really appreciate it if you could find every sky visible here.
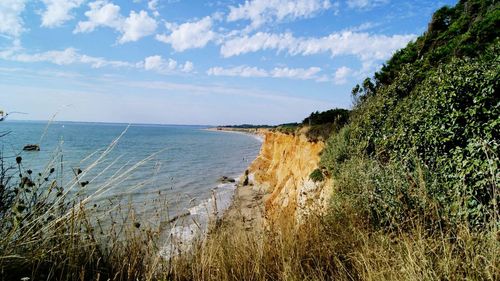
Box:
[0,0,457,125]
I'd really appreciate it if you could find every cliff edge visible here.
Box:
[244,129,332,226]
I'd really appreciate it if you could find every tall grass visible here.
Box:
[0,128,174,281]
[169,211,498,281]
[0,132,500,280]
[1,129,497,281]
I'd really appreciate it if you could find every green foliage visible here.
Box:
[358,46,499,227]
[305,124,337,142]
[371,0,499,90]
[273,123,299,135]
[320,126,353,177]
[302,108,349,126]
[302,108,350,141]
[309,168,324,182]
[219,124,274,129]
[330,156,461,231]
[321,0,500,230]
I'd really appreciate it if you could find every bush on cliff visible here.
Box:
[309,168,325,182]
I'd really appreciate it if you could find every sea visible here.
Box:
[0,120,262,253]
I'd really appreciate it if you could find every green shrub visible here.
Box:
[309,168,324,182]
[320,125,352,177]
[273,124,299,135]
[322,0,500,229]
[302,108,349,126]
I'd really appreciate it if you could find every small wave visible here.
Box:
[160,174,241,258]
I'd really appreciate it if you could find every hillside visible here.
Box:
[321,0,499,229]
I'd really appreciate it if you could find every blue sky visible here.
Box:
[0,0,457,125]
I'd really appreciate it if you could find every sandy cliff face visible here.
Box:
[247,130,332,225]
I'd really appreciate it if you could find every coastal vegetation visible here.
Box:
[321,0,499,230]
[0,0,498,280]
[272,109,350,142]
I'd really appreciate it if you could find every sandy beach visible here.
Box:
[221,176,268,233]
[211,127,269,233]
[204,127,266,142]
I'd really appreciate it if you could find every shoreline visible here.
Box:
[166,128,266,255]
[220,172,267,233]
[206,127,269,233]
[203,127,266,143]
[217,130,269,233]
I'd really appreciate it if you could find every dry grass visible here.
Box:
[169,211,499,281]
[1,175,498,281]
[0,127,172,281]
[1,128,498,281]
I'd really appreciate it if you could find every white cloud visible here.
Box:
[41,0,84,28]
[1,47,194,75]
[207,65,322,81]
[271,66,321,80]
[5,48,133,68]
[142,55,194,74]
[181,61,194,72]
[148,0,160,17]
[220,32,295,57]
[227,0,332,29]
[119,10,157,43]
[144,55,176,71]
[220,31,415,65]
[346,0,389,9]
[74,0,122,32]
[0,0,27,37]
[333,66,352,84]
[155,16,215,51]
[74,1,157,43]
[207,66,268,78]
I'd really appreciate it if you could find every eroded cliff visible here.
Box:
[247,129,332,225]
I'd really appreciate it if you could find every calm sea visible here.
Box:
[0,120,261,243]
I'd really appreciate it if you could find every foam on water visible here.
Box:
[162,174,242,257]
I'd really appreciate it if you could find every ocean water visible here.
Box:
[0,120,262,247]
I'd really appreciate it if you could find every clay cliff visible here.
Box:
[247,129,332,225]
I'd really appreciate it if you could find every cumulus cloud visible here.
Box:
[74,1,122,32]
[181,61,194,72]
[119,10,157,43]
[155,16,215,52]
[346,0,389,9]
[333,66,352,84]
[74,0,157,43]
[227,0,332,29]
[41,0,84,28]
[207,65,323,81]
[142,55,194,74]
[144,55,177,72]
[220,31,415,65]
[0,0,27,37]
